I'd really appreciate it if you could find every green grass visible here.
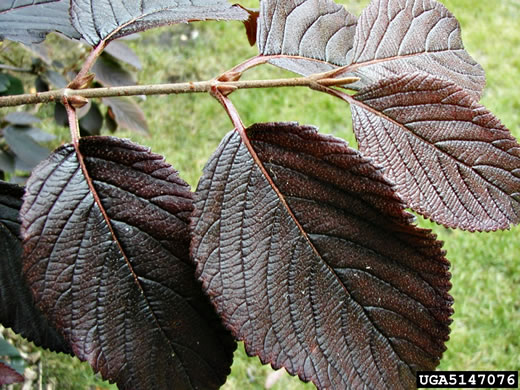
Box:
[2,0,520,388]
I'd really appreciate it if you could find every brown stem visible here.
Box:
[222,55,270,78]
[210,86,245,133]
[62,98,80,146]
[69,41,107,89]
[0,76,359,108]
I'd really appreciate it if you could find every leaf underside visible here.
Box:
[21,137,235,390]
[0,181,70,354]
[0,0,80,44]
[71,0,249,46]
[346,0,485,99]
[351,72,520,231]
[191,123,453,390]
[257,0,357,76]
[257,0,484,99]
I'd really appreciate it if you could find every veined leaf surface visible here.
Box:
[256,0,484,99]
[350,72,520,231]
[71,0,249,46]
[21,137,235,390]
[191,123,453,389]
[257,0,357,76]
[0,0,79,44]
[348,0,485,99]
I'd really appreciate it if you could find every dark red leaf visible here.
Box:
[0,0,80,44]
[0,362,24,385]
[21,137,235,390]
[0,181,70,354]
[350,72,520,231]
[191,123,453,389]
[257,0,357,76]
[347,0,485,99]
[70,0,249,46]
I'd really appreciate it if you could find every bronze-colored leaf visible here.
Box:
[350,72,520,231]
[348,0,485,99]
[21,137,235,390]
[191,123,453,389]
[257,0,357,76]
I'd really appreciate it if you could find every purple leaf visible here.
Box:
[71,0,249,46]
[0,362,24,385]
[191,123,453,389]
[102,97,149,135]
[0,181,70,354]
[0,0,80,44]
[350,72,520,231]
[257,0,357,76]
[21,137,235,390]
[348,0,485,99]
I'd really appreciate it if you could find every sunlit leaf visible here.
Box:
[350,72,520,231]
[257,0,357,76]
[192,123,452,389]
[347,0,485,99]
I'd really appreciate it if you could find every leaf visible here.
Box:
[0,151,15,174]
[54,102,69,127]
[70,0,249,46]
[257,0,357,76]
[20,137,236,390]
[0,362,24,385]
[104,41,142,69]
[4,126,50,170]
[102,97,149,135]
[79,102,103,136]
[0,74,24,96]
[347,0,485,99]
[4,112,41,126]
[0,0,80,44]
[239,6,259,47]
[0,181,70,353]
[191,123,453,389]
[92,54,136,87]
[350,72,520,231]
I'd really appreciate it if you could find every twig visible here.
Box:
[0,76,359,108]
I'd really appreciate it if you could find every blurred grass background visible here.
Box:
[1,0,519,388]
